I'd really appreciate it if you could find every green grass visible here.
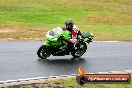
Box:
[0,0,132,40]
[20,78,132,88]
[50,78,132,88]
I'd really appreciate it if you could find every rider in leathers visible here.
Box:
[63,19,82,44]
[46,19,82,44]
[46,19,82,53]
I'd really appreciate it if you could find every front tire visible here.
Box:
[71,43,87,58]
[37,45,51,59]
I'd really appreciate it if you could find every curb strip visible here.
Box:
[0,70,132,87]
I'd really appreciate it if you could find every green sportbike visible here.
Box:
[37,28,94,59]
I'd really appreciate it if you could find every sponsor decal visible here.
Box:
[76,67,131,85]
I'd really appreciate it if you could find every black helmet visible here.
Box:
[65,19,74,31]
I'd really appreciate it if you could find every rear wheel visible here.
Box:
[71,43,87,58]
[37,45,51,59]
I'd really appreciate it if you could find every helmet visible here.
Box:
[65,19,74,31]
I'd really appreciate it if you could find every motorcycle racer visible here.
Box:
[46,19,82,45]
[37,19,94,59]
[64,19,82,44]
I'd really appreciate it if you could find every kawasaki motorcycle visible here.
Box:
[37,29,94,59]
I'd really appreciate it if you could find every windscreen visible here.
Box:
[49,27,63,36]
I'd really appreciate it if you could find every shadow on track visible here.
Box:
[37,57,86,65]
[38,58,86,67]
[36,57,88,74]
[35,58,87,76]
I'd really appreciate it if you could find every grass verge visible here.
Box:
[20,77,132,88]
[0,0,132,41]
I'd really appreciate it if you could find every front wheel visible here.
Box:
[37,45,51,59]
[71,43,87,58]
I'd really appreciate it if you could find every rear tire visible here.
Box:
[71,43,87,58]
[37,45,51,59]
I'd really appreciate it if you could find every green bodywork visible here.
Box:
[44,31,71,46]
[83,32,94,42]
[44,31,94,46]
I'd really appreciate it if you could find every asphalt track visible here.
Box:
[0,41,132,81]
